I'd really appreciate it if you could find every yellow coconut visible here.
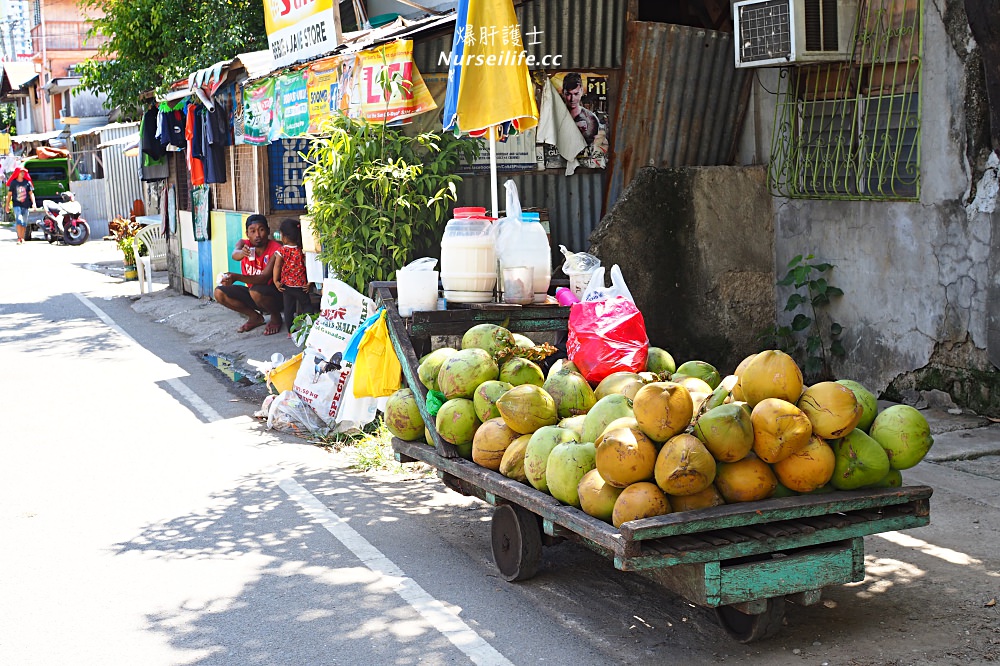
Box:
[739,350,804,407]
[750,397,813,463]
[595,423,659,488]
[594,372,644,401]
[715,455,777,503]
[632,382,694,443]
[796,381,863,439]
[654,434,717,496]
[498,434,532,482]
[471,417,521,471]
[595,417,640,446]
[577,468,625,523]
[669,485,726,512]
[731,353,758,401]
[772,435,836,493]
[612,482,672,528]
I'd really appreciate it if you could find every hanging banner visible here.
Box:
[278,70,310,137]
[306,55,360,132]
[264,0,338,70]
[357,41,437,123]
[243,78,279,145]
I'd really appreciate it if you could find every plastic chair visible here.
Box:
[134,223,167,294]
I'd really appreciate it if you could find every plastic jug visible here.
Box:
[396,257,439,317]
[440,207,496,303]
[499,211,551,303]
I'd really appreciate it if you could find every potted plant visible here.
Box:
[109,215,142,281]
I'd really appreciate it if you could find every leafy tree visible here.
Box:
[78,0,267,115]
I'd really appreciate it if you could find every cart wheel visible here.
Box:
[491,504,542,582]
[715,597,786,643]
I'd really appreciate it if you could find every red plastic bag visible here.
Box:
[567,296,649,384]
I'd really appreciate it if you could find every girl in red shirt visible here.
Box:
[273,218,314,337]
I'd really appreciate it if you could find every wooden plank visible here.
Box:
[619,486,933,541]
[392,438,626,555]
[716,543,856,606]
[618,512,928,570]
[377,288,459,458]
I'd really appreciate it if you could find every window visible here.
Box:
[768,0,922,200]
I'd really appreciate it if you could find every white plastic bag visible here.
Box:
[582,264,635,304]
[292,278,379,432]
[493,180,525,263]
[267,390,332,437]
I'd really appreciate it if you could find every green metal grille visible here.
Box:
[768,0,922,200]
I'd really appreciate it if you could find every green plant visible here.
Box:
[109,215,142,265]
[289,312,317,347]
[304,62,480,294]
[759,254,845,380]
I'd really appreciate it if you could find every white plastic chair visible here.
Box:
[134,223,167,294]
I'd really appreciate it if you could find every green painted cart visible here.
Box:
[371,283,933,643]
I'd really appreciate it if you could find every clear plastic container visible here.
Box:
[440,207,497,302]
[500,212,551,303]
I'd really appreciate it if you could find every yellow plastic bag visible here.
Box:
[353,311,402,398]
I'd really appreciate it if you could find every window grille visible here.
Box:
[767,0,922,200]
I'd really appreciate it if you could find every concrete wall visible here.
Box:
[589,165,774,375]
[732,1,1000,412]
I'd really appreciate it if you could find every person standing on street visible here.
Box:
[6,168,36,245]
[272,218,314,339]
[214,214,284,335]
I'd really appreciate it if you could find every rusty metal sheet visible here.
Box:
[414,0,627,73]
[606,22,751,210]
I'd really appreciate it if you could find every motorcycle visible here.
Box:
[40,192,90,245]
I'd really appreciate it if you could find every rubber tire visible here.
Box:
[63,222,90,246]
[22,223,32,241]
[714,597,786,643]
[491,504,543,582]
[45,231,55,244]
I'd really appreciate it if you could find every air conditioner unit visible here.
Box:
[733,0,859,68]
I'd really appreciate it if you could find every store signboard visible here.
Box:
[264,0,340,69]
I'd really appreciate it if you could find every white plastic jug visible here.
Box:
[440,207,496,303]
[498,211,551,303]
[396,257,439,317]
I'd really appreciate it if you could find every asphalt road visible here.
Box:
[1,229,998,666]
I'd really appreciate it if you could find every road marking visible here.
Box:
[273,470,514,666]
[73,292,223,423]
[76,292,510,664]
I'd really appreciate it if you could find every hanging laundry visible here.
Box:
[0,133,11,155]
[536,77,587,177]
[185,105,205,186]
[201,103,227,184]
[140,108,168,181]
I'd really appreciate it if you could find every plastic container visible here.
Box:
[397,257,439,317]
[440,207,497,303]
[502,266,534,304]
[555,287,579,306]
[267,352,303,395]
[500,211,551,303]
[560,244,601,300]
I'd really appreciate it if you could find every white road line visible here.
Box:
[76,291,512,665]
[73,293,223,423]
[274,471,514,666]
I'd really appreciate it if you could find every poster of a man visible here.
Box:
[551,71,609,170]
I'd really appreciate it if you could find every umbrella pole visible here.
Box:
[489,129,499,218]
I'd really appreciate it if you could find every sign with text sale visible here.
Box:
[264,0,337,69]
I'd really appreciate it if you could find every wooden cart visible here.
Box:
[371,282,933,642]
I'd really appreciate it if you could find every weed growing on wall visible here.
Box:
[759,254,845,381]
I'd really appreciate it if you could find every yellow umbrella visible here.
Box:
[443,0,538,215]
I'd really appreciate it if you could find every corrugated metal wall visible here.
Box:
[69,179,109,238]
[99,124,143,221]
[606,22,751,210]
[455,171,606,266]
[411,0,628,254]
[414,0,627,72]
